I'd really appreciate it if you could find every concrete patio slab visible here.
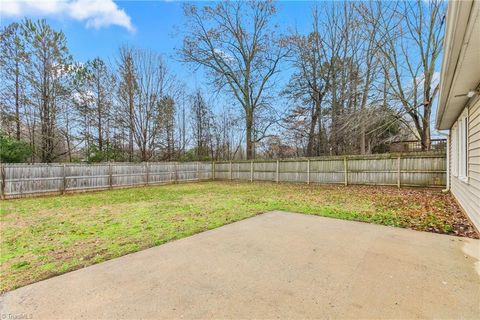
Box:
[1,211,479,319]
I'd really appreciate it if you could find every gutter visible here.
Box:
[436,0,474,130]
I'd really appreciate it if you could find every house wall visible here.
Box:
[450,95,480,231]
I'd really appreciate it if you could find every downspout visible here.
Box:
[438,132,450,192]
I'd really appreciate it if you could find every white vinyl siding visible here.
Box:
[450,97,480,231]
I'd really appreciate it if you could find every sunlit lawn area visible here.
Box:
[0,181,476,292]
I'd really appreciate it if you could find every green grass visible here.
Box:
[0,181,465,292]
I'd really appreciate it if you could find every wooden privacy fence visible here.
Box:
[0,162,212,199]
[212,153,446,188]
[0,153,445,199]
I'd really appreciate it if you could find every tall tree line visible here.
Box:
[0,19,243,162]
[1,0,445,162]
[278,0,445,157]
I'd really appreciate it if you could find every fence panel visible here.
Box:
[253,161,276,181]
[400,156,446,187]
[176,162,198,181]
[149,162,174,184]
[198,162,212,180]
[213,162,229,180]
[3,164,63,196]
[310,159,345,184]
[112,163,146,187]
[232,162,251,180]
[347,158,398,186]
[66,164,109,191]
[279,160,308,183]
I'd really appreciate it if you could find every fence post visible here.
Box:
[250,160,254,182]
[276,160,279,183]
[62,164,66,194]
[397,155,401,188]
[307,159,310,185]
[108,162,113,189]
[230,161,233,181]
[212,161,215,180]
[344,157,348,186]
[145,162,149,186]
[1,164,5,200]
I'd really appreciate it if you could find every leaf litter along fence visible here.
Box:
[0,153,446,199]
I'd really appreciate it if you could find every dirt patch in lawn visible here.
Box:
[0,181,477,293]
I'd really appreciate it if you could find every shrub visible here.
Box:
[0,133,32,163]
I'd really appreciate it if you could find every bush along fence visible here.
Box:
[0,153,446,199]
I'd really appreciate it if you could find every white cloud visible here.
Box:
[214,48,235,63]
[0,0,135,32]
[413,71,440,92]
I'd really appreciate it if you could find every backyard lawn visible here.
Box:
[0,181,477,293]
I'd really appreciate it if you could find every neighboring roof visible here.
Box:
[436,0,480,130]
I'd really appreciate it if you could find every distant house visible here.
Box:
[436,0,480,230]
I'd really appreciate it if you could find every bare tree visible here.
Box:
[86,58,115,153]
[176,90,188,158]
[118,48,178,161]
[75,58,116,160]
[211,105,243,160]
[283,2,415,157]
[190,90,214,159]
[118,46,137,161]
[284,3,362,156]
[284,6,336,156]
[354,2,383,154]
[374,0,445,150]
[179,0,288,159]
[158,96,176,160]
[21,19,72,162]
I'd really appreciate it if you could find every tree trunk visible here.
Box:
[316,105,323,156]
[128,95,134,162]
[360,124,366,155]
[96,77,103,152]
[15,58,21,141]
[306,99,318,157]
[421,122,431,151]
[141,144,147,162]
[246,110,254,160]
[65,111,72,162]
[41,75,52,163]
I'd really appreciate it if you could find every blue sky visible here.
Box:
[0,1,315,87]
[0,0,444,137]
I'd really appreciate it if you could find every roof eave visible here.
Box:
[436,0,474,130]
